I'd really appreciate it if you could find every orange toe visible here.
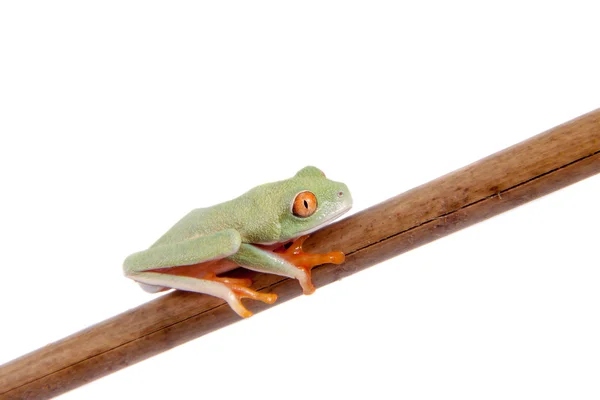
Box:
[204,272,278,318]
[277,234,346,294]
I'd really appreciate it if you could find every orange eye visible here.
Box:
[292,191,317,218]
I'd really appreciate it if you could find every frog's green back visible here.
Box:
[150,166,351,247]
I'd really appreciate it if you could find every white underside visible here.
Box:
[139,282,166,293]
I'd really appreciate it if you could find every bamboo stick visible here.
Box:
[1,109,599,400]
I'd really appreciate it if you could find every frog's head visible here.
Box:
[269,166,352,243]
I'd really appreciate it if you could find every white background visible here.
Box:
[1,2,599,399]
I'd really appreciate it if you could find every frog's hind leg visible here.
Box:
[123,229,277,317]
[129,271,276,318]
[204,272,278,315]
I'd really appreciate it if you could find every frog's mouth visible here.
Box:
[293,203,352,237]
[258,204,352,246]
[259,203,352,247]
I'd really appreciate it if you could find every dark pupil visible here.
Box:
[303,200,309,208]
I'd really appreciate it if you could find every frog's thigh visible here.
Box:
[227,244,306,282]
[123,228,241,274]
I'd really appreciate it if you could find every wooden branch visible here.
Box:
[2,109,600,400]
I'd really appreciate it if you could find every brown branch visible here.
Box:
[2,109,600,400]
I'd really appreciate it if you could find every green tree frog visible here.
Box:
[123,166,352,317]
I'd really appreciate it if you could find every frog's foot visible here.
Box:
[204,272,278,318]
[276,235,345,295]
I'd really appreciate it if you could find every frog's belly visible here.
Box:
[139,258,239,293]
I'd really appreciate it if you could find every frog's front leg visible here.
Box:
[228,235,345,294]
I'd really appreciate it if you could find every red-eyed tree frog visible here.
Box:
[123,166,352,317]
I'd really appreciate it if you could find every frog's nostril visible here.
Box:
[338,191,344,198]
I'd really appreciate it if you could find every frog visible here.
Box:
[123,166,352,318]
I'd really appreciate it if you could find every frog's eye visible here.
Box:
[292,191,318,218]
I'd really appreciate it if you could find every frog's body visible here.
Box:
[123,166,352,317]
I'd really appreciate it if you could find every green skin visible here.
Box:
[123,166,352,317]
